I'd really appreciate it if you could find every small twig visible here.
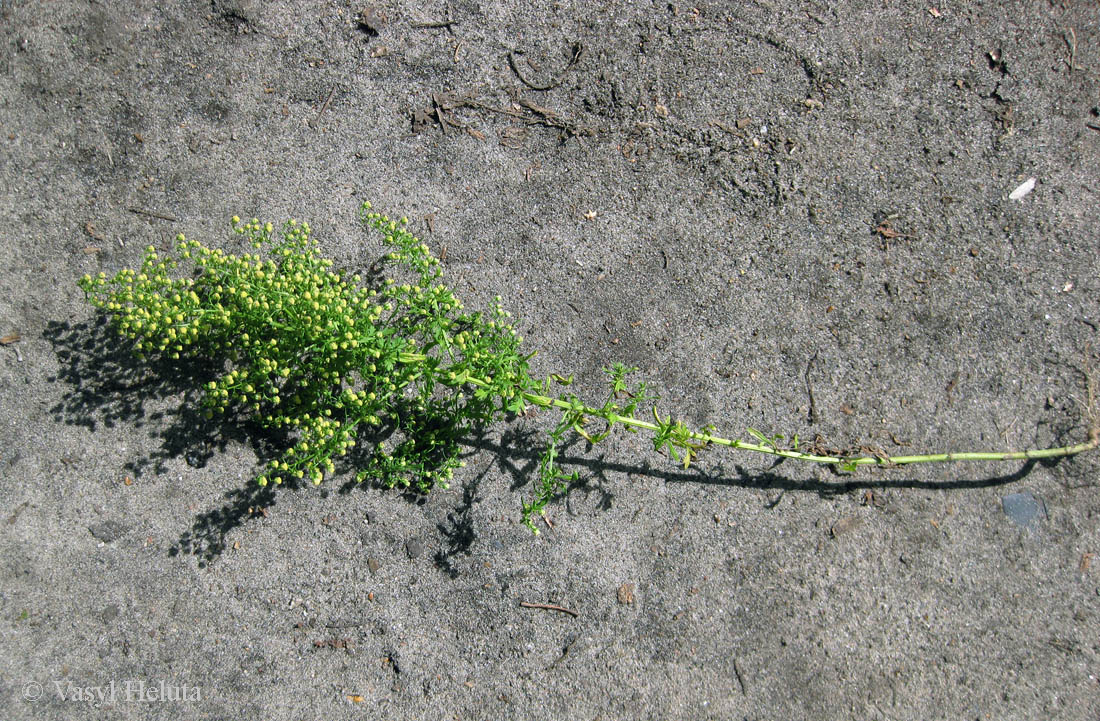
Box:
[463,99,525,120]
[313,86,336,125]
[519,601,578,617]
[1064,28,1077,73]
[432,93,454,134]
[549,634,579,668]
[127,207,178,222]
[1083,344,1099,440]
[426,93,592,137]
[888,431,910,447]
[508,43,582,91]
[733,657,748,695]
[804,351,818,424]
[515,98,560,119]
[410,19,457,31]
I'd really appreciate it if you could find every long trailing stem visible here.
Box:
[400,354,1100,469]
[531,397,1100,467]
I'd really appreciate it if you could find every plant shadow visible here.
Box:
[46,316,1091,569]
[45,317,293,565]
[433,470,485,578]
[464,418,1084,531]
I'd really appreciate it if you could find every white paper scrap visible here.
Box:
[1009,177,1036,201]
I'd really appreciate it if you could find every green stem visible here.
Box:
[424,361,1098,468]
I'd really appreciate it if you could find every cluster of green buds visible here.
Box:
[80,202,545,497]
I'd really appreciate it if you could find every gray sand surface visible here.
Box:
[2,1,1099,718]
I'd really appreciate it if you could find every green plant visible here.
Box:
[79,203,1099,532]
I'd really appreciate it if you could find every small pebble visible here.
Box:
[830,515,861,538]
[1008,177,1036,201]
[405,538,424,558]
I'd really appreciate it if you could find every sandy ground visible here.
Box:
[2,0,1099,718]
